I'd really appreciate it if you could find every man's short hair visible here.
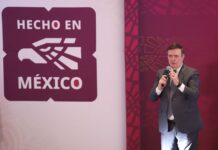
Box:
[167,43,184,54]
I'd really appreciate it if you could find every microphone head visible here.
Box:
[166,66,171,71]
[163,66,170,76]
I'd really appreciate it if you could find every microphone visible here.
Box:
[161,66,177,87]
[163,66,171,78]
[161,66,171,87]
[163,66,177,77]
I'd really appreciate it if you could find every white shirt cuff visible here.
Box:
[155,87,162,95]
[178,83,185,92]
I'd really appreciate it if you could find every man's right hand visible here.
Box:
[157,75,168,90]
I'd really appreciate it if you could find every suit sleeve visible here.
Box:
[183,69,200,101]
[149,71,161,101]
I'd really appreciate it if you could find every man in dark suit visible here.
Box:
[150,43,203,150]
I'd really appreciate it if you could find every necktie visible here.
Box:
[168,80,175,120]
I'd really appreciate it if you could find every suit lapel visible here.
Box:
[171,65,185,99]
[178,65,185,84]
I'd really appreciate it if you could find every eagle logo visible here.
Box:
[18,37,82,70]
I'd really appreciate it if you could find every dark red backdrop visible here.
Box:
[125,0,218,150]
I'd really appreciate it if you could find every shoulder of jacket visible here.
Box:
[182,65,199,76]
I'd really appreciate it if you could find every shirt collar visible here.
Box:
[176,64,183,74]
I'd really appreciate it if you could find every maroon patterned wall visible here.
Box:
[125,0,141,150]
[125,0,218,150]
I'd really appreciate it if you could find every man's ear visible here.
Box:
[182,54,185,60]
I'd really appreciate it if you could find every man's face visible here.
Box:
[167,48,184,69]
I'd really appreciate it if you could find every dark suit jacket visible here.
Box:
[150,64,203,133]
